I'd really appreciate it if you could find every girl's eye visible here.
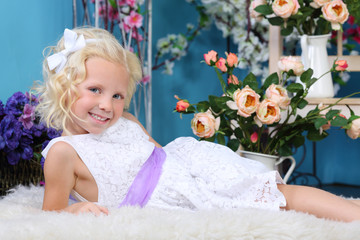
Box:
[113,94,123,100]
[89,88,100,94]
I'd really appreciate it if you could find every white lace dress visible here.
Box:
[42,117,286,211]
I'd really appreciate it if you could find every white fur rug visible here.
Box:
[0,185,360,240]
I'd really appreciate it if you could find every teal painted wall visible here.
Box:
[1,0,360,186]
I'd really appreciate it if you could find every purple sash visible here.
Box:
[119,147,166,208]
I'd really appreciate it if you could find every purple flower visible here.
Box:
[0,135,5,150]
[6,150,21,165]
[19,104,36,129]
[0,115,22,150]
[5,92,29,116]
[32,122,46,137]
[0,100,4,117]
[47,128,62,138]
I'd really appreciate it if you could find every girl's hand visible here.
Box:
[65,202,109,216]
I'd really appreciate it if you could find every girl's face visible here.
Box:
[66,57,129,135]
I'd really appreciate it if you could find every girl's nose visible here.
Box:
[99,97,112,112]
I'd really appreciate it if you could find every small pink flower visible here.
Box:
[176,100,190,112]
[226,52,238,67]
[256,99,281,125]
[250,132,258,143]
[124,11,143,28]
[272,0,300,19]
[141,75,151,84]
[204,50,218,65]
[126,0,136,7]
[216,57,228,72]
[335,60,348,71]
[228,75,239,85]
[19,104,36,129]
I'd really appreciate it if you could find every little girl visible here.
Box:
[35,27,360,222]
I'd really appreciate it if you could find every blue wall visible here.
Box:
[1,0,360,186]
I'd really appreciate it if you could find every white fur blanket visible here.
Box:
[0,185,360,240]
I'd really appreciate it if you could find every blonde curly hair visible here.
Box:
[34,27,142,134]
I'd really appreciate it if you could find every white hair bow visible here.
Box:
[47,28,86,73]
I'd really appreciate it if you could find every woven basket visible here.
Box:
[0,153,44,196]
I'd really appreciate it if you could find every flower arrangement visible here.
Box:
[175,50,360,156]
[250,0,353,36]
[0,92,61,195]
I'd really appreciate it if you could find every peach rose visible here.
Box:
[176,100,190,112]
[204,50,218,65]
[228,75,239,85]
[232,86,260,118]
[191,110,220,138]
[265,84,290,109]
[226,52,238,67]
[272,0,300,19]
[322,0,349,30]
[249,0,267,20]
[346,118,360,139]
[310,0,331,8]
[278,56,304,76]
[335,60,348,71]
[216,57,228,72]
[256,99,281,125]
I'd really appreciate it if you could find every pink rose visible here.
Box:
[176,100,190,112]
[256,99,281,125]
[228,75,239,85]
[233,86,260,117]
[191,110,220,138]
[265,84,291,109]
[278,56,304,76]
[215,57,228,72]
[322,0,349,30]
[335,60,348,71]
[204,50,218,65]
[272,0,300,19]
[249,0,267,20]
[226,52,238,67]
[346,118,360,139]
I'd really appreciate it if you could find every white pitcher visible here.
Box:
[297,34,334,98]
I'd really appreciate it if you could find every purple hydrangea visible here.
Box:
[5,92,29,116]
[1,91,61,165]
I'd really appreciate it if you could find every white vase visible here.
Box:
[297,34,334,98]
[238,150,296,183]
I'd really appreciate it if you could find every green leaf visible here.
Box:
[227,139,240,152]
[208,95,222,112]
[314,118,328,129]
[234,127,244,139]
[307,128,328,141]
[325,109,340,120]
[297,99,308,109]
[286,83,304,93]
[262,72,279,90]
[293,135,305,148]
[280,25,294,36]
[254,5,273,15]
[243,72,258,90]
[300,69,313,84]
[217,133,226,145]
[196,101,210,112]
[330,116,348,127]
[278,144,293,156]
[306,77,318,88]
[268,17,284,26]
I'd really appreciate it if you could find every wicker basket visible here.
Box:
[0,154,44,196]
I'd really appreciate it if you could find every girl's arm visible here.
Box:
[42,141,108,216]
[122,111,162,148]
